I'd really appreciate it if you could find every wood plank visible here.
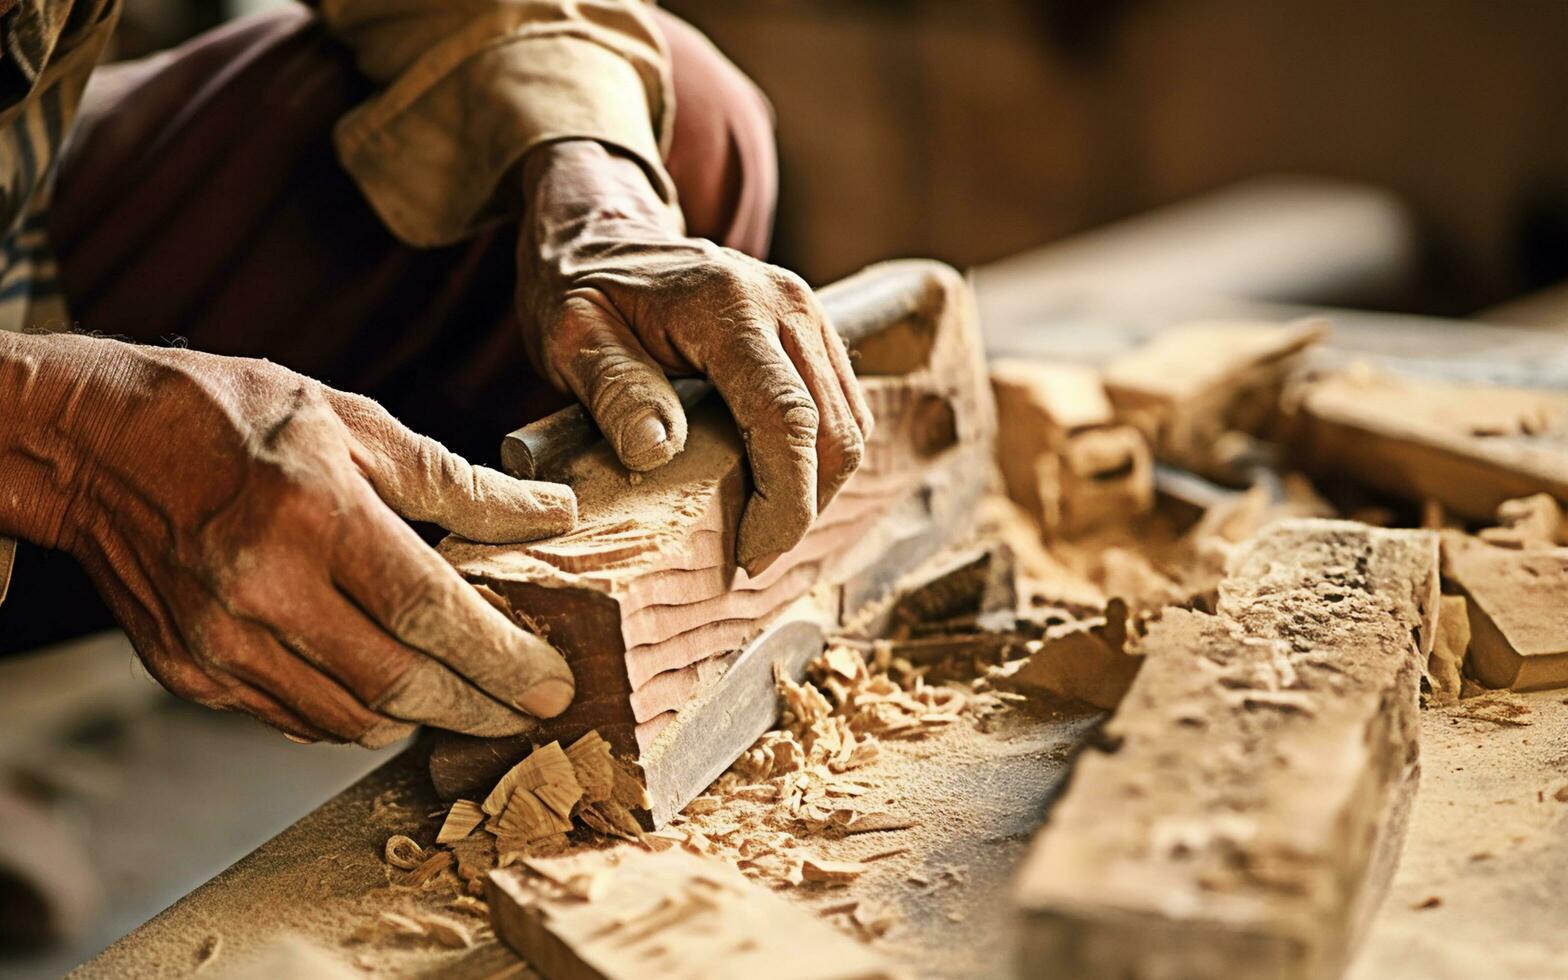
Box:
[1102,318,1328,474]
[1014,519,1439,979]
[1440,534,1568,691]
[1288,369,1568,521]
[487,848,902,980]
[990,358,1152,536]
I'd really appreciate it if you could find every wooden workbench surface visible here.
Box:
[75,298,1568,979]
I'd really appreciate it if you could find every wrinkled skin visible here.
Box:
[0,139,872,746]
[0,333,577,746]
[516,140,873,574]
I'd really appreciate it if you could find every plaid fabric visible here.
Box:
[0,0,114,333]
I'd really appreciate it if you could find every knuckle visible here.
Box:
[777,396,821,447]
[830,422,866,476]
[769,269,812,306]
[387,575,444,640]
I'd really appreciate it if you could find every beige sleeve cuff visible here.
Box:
[333,28,679,248]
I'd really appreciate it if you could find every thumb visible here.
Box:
[549,291,688,472]
[327,390,577,544]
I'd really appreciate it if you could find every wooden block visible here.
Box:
[1014,519,1439,980]
[990,358,1153,536]
[487,848,903,980]
[1478,493,1567,549]
[1426,594,1471,703]
[436,261,996,826]
[1287,369,1568,521]
[1104,318,1328,473]
[1001,599,1139,710]
[1441,533,1568,691]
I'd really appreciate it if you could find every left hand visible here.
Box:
[514,140,873,576]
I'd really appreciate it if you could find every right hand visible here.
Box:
[0,334,578,746]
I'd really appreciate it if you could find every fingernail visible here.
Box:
[621,412,668,463]
[516,678,574,718]
[743,549,785,577]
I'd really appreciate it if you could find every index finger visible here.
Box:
[331,482,575,719]
[701,316,821,576]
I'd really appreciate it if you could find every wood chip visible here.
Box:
[436,800,485,844]
[486,742,585,846]
[419,913,478,949]
[800,856,868,884]
[565,731,617,803]
[403,850,454,887]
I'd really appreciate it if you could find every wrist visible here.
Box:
[519,139,682,251]
[0,333,139,552]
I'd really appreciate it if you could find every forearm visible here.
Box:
[519,140,682,256]
[0,333,132,551]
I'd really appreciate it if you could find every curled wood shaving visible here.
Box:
[418,913,478,949]
[566,731,617,802]
[483,741,577,816]
[436,799,484,844]
[579,801,644,841]
[384,835,424,870]
[487,741,585,847]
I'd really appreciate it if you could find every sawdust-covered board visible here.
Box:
[1287,369,1568,521]
[1440,533,1568,691]
[487,848,903,980]
[1014,519,1439,979]
[1102,318,1328,474]
[437,261,996,827]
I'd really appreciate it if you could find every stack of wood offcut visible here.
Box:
[988,317,1568,978]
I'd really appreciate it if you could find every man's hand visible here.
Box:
[0,333,578,747]
[515,140,874,575]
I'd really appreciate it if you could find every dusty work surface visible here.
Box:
[72,703,1097,978]
[74,691,1568,978]
[1354,691,1568,980]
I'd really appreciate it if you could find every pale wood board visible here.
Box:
[1014,519,1439,979]
[486,848,903,980]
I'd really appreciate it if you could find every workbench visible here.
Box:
[73,288,1568,979]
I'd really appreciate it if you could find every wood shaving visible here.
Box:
[435,800,484,844]
[800,856,869,884]
[416,914,477,949]
[383,835,424,871]
[565,731,617,803]
[403,850,453,888]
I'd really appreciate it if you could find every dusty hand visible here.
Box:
[515,140,873,575]
[0,334,577,746]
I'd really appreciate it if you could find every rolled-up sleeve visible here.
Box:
[314,0,677,247]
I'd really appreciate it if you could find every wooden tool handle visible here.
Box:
[500,262,943,481]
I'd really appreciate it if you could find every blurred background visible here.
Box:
[115,0,1568,316]
[4,0,1566,975]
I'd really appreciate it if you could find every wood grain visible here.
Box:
[1014,519,1438,979]
[437,261,996,827]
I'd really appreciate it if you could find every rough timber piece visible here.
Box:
[488,848,901,980]
[990,358,1153,535]
[1477,493,1567,549]
[1103,318,1328,474]
[1288,369,1568,521]
[1002,600,1139,710]
[1014,519,1439,980]
[1425,595,1470,704]
[1441,534,1568,691]
[438,261,995,827]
